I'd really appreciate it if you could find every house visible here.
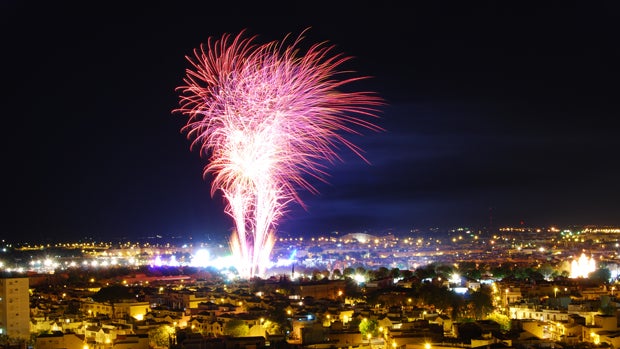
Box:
[36,331,85,349]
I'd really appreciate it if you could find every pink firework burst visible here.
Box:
[175,30,383,278]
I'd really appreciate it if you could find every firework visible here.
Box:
[175,30,382,278]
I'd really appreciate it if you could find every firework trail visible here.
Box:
[175,30,382,278]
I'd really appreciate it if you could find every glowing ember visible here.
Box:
[175,30,382,278]
[570,253,596,278]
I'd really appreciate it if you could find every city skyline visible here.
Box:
[2,2,619,241]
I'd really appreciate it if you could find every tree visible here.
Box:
[468,287,493,319]
[538,263,556,281]
[401,269,414,279]
[224,319,250,337]
[332,269,342,280]
[149,325,174,348]
[490,264,512,279]
[590,268,611,283]
[343,267,355,278]
[64,300,81,315]
[268,304,291,334]
[359,318,379,338]
[1,334,26,347]
[457,322,482,342]
[262,319,282,335]
[389,268,402,279]
[486,313,511,331]
[311,269,323,281]
[600,304,615,316]
[344,277,362,298]
[435,264,454,279]
[419,283,461,316]
[374,267,390,280]
[92,285,134,302]
[461,263,482,280]
[415,265,436,280]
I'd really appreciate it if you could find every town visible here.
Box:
[2,225,620,349]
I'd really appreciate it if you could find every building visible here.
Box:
[36,332,85,349]
[81,300,150,320]
[0,275,30,340]
[297,280,346,300]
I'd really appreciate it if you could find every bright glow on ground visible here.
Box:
[191,249,210,267]
[354,274,366,285]
[570,253,596,278]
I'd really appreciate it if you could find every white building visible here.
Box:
[0,275,30,340]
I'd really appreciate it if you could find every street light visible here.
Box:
[554,287,558,298]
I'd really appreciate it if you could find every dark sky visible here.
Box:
[2,1,619,242]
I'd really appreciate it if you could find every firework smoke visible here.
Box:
[175,30,382,278]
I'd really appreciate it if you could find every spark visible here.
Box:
[175,30,382,278]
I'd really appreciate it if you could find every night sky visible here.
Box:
[2,1,619,242]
